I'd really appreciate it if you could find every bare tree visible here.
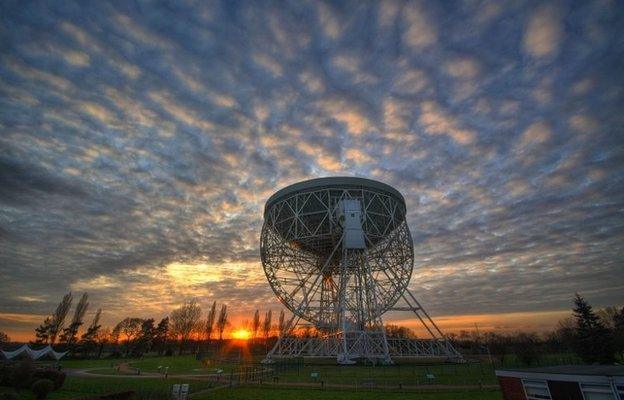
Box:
[263,309,272,352]
[217,304,228,341]
[262,310,272,340]
[49,292,73,344]
[251,309,260,340]
[61,293,89,349]
[205,301,217,341]
[278,310,285,334]
[170,299,201,354]
[81,308,102,357]
[115,317,143,356]
[598,306,620,329]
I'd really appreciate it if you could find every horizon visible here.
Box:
[1,1,624,346]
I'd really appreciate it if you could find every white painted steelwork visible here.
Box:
[260,177,461,364]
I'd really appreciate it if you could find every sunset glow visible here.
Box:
[231,329,251,341]
[0,1,622,345]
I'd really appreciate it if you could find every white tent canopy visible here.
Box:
[1,344,68,360]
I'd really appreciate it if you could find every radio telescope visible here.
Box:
[261,177,461,364]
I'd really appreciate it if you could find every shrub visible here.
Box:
[31,379,54,399]
[0,392,19,400]
[33,369,66,390]
[0,364,12,386]
[10,359,35,389]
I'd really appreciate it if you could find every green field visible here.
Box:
[201,386,503,400]
[1,376,215,399]
[1,354,509,399]
[276,361,497,386]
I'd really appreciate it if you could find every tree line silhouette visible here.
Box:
[0,293,620,365]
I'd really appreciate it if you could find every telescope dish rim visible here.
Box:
[264,176,405,218]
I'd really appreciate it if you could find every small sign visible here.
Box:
[311,372,319,379]
[426,373,435,380]
[172,384,189,400]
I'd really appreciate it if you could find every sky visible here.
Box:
[1,0,623,341]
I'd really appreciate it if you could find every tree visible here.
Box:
[547,317,576,354]
[89,327,109,359]
[572,294,615,363]
[614,306,624,359]
[34,293,74,345]
[217,304,228,341]
[262,310,272,341]
[484,332,510,366]
[251,310,261,341]
[153,317,170,355]
[205,301,216,342]
[514,332,540,367]
[278,310,285,335]
[170,300,201,355]
[60,293,89,350]
[114,317,143,356]
[81,308,102,357]
[597,306,620,329]
[34,317,52,344]
[49,292,73,345]
[0,330,9,345]
[134,319,155,356]
[385,324,416,339]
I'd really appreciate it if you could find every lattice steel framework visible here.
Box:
[260,177,461,364]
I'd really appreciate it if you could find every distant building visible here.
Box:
[496,365,624,400]
[1,344,68,360]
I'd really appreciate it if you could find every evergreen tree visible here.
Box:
[34,317,53,344]
[572,294,615,363]
[135,319,155,356]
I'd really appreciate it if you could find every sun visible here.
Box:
[231,328,251,340]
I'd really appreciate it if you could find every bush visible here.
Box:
[0,392,19,400]
[0,364,12,386]
[10,359,35,389]
[33,369,66,390]
[31,379,54,399]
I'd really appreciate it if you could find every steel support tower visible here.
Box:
[260,177,461,364]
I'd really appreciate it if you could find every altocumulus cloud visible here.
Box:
[0,0,623,334]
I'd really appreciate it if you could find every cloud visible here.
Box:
[418,101,476,145]
[0,0,623,338]
[523,5,563,58]
[402,1,437,50]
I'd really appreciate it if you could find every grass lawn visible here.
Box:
[59,354,251,376]
[2,355,507,400]
[0,376,216,399]
[276,362,498,386]
[199,386,503,400]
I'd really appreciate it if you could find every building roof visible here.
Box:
[1,344,68,360]
[264,176,405,217]
[497,365,624,377]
